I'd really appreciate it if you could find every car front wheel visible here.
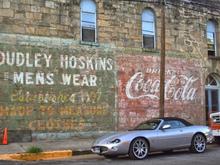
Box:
[190,133,206,153]
[129,138,149,160]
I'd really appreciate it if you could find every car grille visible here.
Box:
[92,146,108,153]
[100,146,108,152]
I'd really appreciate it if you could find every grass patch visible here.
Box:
[26,146,43,154]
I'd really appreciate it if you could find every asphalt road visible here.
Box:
[1,144,220,165]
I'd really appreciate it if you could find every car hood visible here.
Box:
[93,130,155,145]
[93,131,128,145]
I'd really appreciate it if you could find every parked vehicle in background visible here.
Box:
[210,112,220,143]
[91,117,214,160]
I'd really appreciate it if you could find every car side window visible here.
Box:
[178,120,187,127]
[163,120,186,129]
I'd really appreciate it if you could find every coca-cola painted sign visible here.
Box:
[117,55,203,130]
[126,72,198,101]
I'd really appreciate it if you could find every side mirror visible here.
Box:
[161,124,171,130]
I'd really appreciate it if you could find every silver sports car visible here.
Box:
[91,117,214,160]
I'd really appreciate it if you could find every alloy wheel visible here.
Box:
[129,138,148,159]
[191,134,206,153]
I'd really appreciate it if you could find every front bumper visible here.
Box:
[91,142,129,155]
[206,134,214,143]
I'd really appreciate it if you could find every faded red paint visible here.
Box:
[117,55,204,130]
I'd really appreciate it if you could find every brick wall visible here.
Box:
[0,0,219,140]
[117,55,204,129]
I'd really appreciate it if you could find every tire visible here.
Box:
[129,138,149,160]
[190,133,206,153]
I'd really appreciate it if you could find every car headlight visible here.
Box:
[109,139,121,144]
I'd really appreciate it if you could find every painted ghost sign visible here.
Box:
[117,55,203,129]
[0,51,113,86]
[0,46,115,133]
[126,71,199,101]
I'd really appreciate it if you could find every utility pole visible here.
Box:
[159,0,166,118]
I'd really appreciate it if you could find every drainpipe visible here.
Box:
[159,0,166,118]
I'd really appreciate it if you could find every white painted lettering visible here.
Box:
[0,51,5,65]
[90,75,97,86]
[73,74,80,86]
[61,74,71,85]
[6,51,15,66]
[34,53,42,67]
[99,58,106,71]
[78,56,86,69]
[44,54,52,68]
[69,56,77,69]
[46,73,54,85]
[81,75,89,86]
[86,57,94,70]
[13,72,24,84]
[35,72,45,85]
[26,72,34,84]
[106,58,113,71]
[60,55,68,69]
[26,53,33,67]
[16,52,25,66]
[126,72,199,101]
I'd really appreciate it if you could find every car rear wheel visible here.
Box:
[190,133,206,153]
[129,138,149,160]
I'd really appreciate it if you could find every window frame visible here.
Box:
[205,74,220,114]
[80,0,97,43]
[207,20,217,57]
[142,9,156,49]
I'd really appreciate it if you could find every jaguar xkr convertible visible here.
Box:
[91,117,213,160]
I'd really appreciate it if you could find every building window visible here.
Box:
[80,0,96,42]
[207,20,217,57]
[142,9,156,49]
[205,74,220,121]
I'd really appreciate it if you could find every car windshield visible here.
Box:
[132,119,161,130]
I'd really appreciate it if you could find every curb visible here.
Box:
[0,149,93,161]
[73,150,92,156]
[0,150,72,161]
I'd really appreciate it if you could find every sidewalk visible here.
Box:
[0,137,95,160]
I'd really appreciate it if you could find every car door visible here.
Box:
[155,120,192,150]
